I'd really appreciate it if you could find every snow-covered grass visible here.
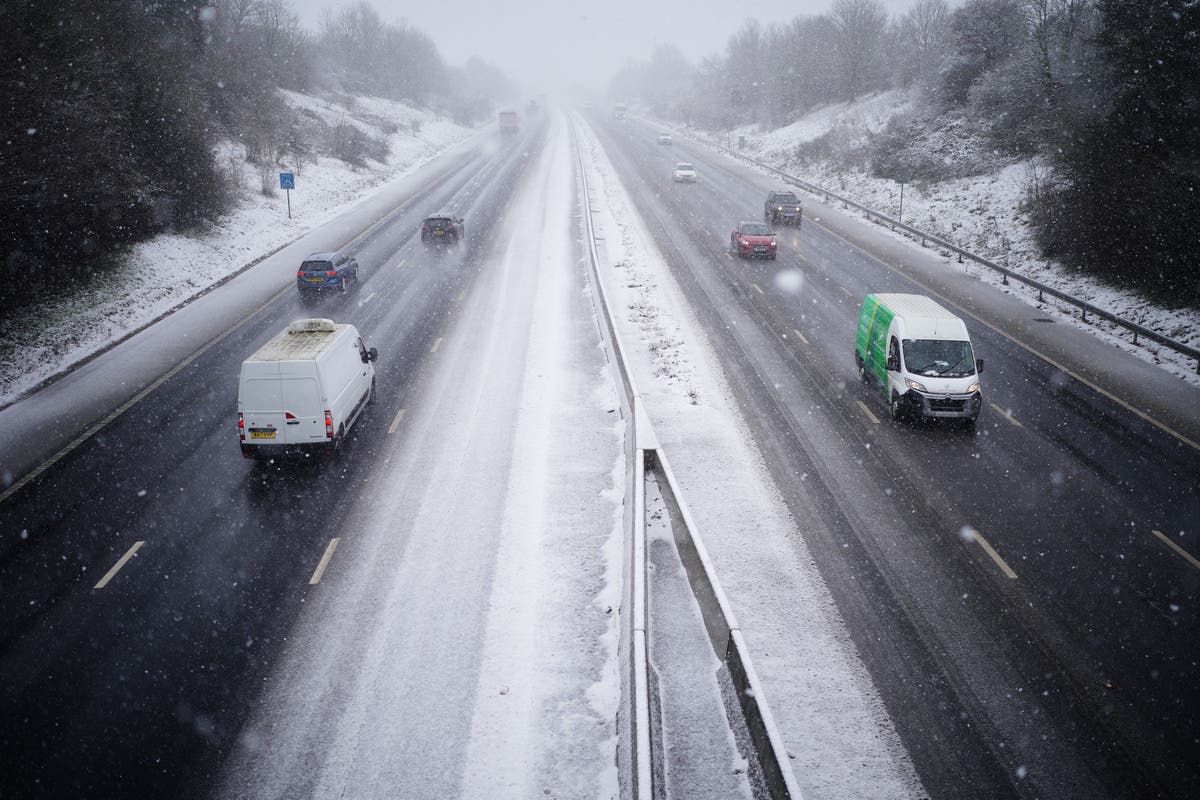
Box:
[0,91,473,408]
[576,115,926,800]
[673,91,1200,387]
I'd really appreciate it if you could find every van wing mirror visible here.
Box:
[368,347,379,362]
[975,358,984,374]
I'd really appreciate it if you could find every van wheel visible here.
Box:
[890,391,906,423]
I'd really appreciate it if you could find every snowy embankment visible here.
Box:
[0,91,473,408]
[575,115,926,799]
[679,90,1200,388]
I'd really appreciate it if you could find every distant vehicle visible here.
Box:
[854,293,983,426]
[672,163,697,183]
[614,102,628,119]
[498,110,518,133]
[657,133,673,145]
[238,318,378,460]
[421,213,465,246]
[730,222,777,259]
[296,251,359,297]
[765,190,803,227]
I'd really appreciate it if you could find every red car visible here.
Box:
[730,222,777,260]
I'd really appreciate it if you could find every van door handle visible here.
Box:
[286,420,300,425]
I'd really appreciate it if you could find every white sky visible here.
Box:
[290,0,925,91]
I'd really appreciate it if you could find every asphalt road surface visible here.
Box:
[586,112,1200,800]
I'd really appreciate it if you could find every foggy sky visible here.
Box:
[290,0,926,92]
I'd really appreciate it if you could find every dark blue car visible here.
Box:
[296,251,359,296]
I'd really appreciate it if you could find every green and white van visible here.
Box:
[854,293,983,425]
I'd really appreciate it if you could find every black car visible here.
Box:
[421,213,465,246]
[764,191,803,226]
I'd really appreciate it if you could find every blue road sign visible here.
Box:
[279,172,295,190]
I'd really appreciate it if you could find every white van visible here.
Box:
[238,318,378,459]
[854,293,983,425]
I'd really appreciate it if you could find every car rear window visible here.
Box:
[773,194,799,204]
[425,218,451,225]
[301,260,333,271]
[741,223,772,236]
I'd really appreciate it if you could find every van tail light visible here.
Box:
[325,410,334,439]
[237,412,245,442]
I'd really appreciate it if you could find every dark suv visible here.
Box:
[764,191,803,227]
[296,250,359,296]
[421,213,465,246]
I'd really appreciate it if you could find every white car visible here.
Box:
[657,133,673,145]
[672,163,696,182]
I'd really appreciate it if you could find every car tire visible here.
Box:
[338,276,348,293]
[890,391,906,423]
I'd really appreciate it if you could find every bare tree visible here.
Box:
[831,0,892,99]
[895,0,952,87]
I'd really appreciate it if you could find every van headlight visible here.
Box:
[905,379,927,392]
[966,383,980,394]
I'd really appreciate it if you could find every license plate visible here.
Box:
[433,229,445,235]
[754,246,767,252]
[250,429,276,440]
[305,276,324,283]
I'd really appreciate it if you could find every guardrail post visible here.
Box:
[1002,272,1009,286]
[1133,330,1139,345]
[1038,288,1044,303]
[1081,307,1088,322]
[958,252,963,264]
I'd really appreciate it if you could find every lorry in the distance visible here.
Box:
[613,102,627,119]
[237,318,378,460]
[855,293,983,426]
[498,110,518,134]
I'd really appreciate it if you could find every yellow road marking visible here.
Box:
[969,530,1018,579]
[1152,530,1200,571]
[388,407,407,435]
[362,291,377,304]
[854,400,880,424]
[431,337,443,353]
[309,538,341,585]
[988,402,1023,428]
[808,220,1200,454]
[792,328,809,345]
[752,283,764,295]
[94,541,145,589]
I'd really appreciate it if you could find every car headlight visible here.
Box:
[966,383,980,394]
[905,379,927,392]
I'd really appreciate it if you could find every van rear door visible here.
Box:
[241,376,285,443]
[280,377,325,443]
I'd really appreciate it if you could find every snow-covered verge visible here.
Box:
[0,91,474,408]
[575,115,926,799]
[670,90,1200,388]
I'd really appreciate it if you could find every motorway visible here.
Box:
[1,104,1197,800]
[585,112,1200,799]
[0,115,622,798]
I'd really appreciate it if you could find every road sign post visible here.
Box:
[894,171,911,225]
[279,172,295,219]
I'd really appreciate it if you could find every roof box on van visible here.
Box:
[287,318,337,334]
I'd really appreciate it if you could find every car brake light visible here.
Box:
[238,412,245,442]
[325,410,334,439]
[326,270,337,277]
[296,270,304,277]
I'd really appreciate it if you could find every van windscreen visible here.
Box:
[903,339,976,377]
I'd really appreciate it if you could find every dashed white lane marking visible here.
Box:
[94,541,145,590]
[989,402,1023,428]
[970,530,1018,579]
[1152,530,1200,571]
[430,337,443,353]
[362,291,377,304]
[395,258,407,270]
[388,407,407,435]
[308,538,341,585]
[855,400,881,425]
[792,328,810,345]
[839,285,852,297]
[751,283,764,295]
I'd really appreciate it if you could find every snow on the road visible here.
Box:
[0,91,472,408]
[217,114,621,800]
[668,93,1200,388]
[576,114,927,800]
